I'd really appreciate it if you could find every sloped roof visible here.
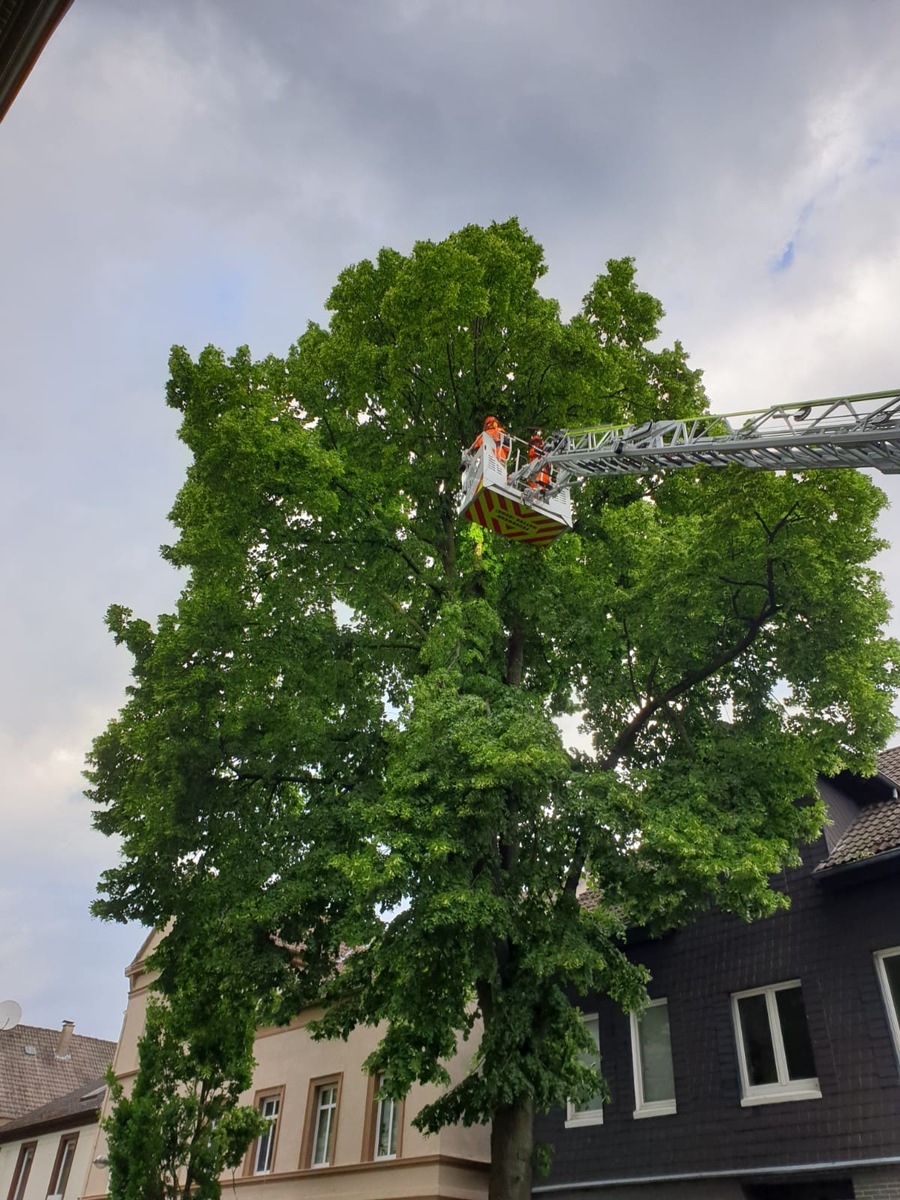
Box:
[877,744,900,787]
[817,746,900,872]
[818,796,900,869]
[0,1078,106,1141]
[0,1024,115,1124]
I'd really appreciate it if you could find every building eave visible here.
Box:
[0,0,74,123]
[0,1102,101,1144]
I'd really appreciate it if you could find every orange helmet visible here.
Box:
[484,415,500,429]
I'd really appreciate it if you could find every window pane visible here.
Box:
[254,1096,279,1173]
[638,1003,675,1104]
[52,1137,77,1196]
[255,1126,274,1173]
[883,953,900,1019]
[738,994,778,1086]
[575,1019,603,1113]
[12,1147,35,1200]
[313,1085,336,1166]
[775,987,816,1080]
[376,1096,397,1157]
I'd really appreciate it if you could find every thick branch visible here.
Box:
[601,591,775,772]
[562,569,779,898]
[376,589,427,638]
[505,618,525,688]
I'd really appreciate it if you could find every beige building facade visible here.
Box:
[0,1080,105,1200]
[82,932,490,1200]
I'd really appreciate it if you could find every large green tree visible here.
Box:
[88,220,897,1200]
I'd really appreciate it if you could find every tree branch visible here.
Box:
[602,590,776,773]
[562,565,780,899]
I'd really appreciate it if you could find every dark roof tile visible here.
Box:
[877,744,900,787]
[817,794,900,870]
[0,1025,115,1124]
[0,1079,106,1139]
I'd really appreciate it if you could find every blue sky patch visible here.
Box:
[774,239,795,272]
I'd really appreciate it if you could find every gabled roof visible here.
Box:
[0,1078,106,1141]
[0,1024,115,1125]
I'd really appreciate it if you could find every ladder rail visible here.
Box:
[507,389,900,493]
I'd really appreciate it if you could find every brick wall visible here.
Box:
[855,1166,900,1200]
[534,837,900,1192]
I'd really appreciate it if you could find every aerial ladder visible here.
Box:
[458,389,900,546]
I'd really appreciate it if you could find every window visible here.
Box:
[373,1075,399,1160]
[630,998,676,1117]
[875,947,900,1066]
[304,1077,340,1168]
[732,981,820,1105]
[362,1072,404,1161]
[250,1091,281,1175]
[565,1014,604,1127]
[48,1134,79,1198]
[7,1144,36,1200]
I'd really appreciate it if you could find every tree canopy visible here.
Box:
[88,219,898,1200]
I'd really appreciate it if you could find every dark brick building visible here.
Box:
[533,752,900,1200]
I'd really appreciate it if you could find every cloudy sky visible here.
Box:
[2,0,900,1042]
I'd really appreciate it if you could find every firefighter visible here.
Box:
[528,430,550,493]
[473,415,509,463]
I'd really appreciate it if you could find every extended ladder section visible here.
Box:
[509,390,900,497]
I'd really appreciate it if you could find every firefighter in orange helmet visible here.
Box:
[473,415,509,463]
[528,430,550,493]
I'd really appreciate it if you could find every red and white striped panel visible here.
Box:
[461,486,568,546]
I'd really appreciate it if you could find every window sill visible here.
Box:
[564,1114,604,1129]
[632,1103,677,1119]
[740,1084,821,1107]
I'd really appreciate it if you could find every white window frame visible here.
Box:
[875,946,900,1069]
[732,980,821,1107]
[253,1093,280,1174]
[565,1013,604,1128]
[311,1083,338,1167]
[373,1075,398,1160]
[630,998,677,1118]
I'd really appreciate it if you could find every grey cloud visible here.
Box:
[3,0,900,1038]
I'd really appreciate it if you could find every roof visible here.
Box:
[817,746,900,872]
[0,0,73,123]
[877,744,900,788]
[0,1023,115,1124]
[817,795,900,870]
[0,1078,106,1141]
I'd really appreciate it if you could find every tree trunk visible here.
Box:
[489,1096,533,1200]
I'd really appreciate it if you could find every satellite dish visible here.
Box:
[0,1000,22,1031]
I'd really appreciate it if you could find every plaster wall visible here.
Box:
[0,1121,97,1200]
[82,931,490,1200]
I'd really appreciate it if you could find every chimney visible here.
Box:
[55,1020,75,1060]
